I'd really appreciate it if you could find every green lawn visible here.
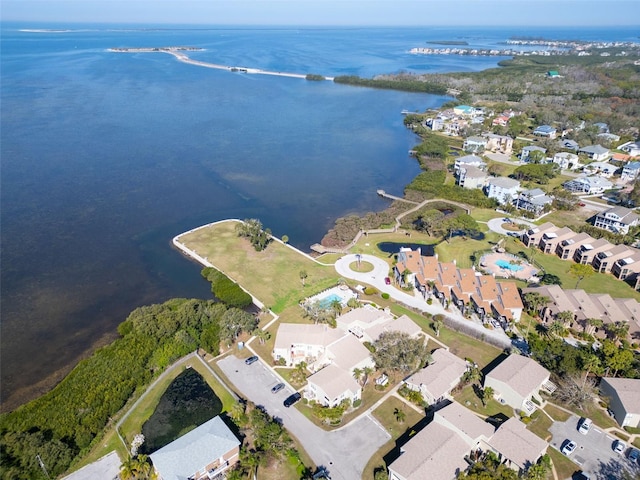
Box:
[434,233,501,269]
[527,409,554,442]
[371,396,425,441]
[437,326,502,370]
[548,446,580,480]
[537,208,594,231]
[453,384,515,418]
[178,221,340,313]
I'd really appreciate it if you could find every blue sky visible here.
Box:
[2,0,639,26]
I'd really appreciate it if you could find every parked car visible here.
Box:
[271,382,285,394]
[283,392,302,408]
[384,277,391,285]
[562,440,577,456]
[574,472,590,480]
[245,355,259,365]
[578,418,592,435]
[628,448,640,463]
[613,440,626,454]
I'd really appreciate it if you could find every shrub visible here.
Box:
[364,286,379,295]
[381,292,390,300]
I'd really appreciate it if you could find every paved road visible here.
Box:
[334,254,511,348]
[549,414,639,479]
[486,217,535,236]
[217,355,390,480]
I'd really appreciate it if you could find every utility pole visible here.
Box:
[36,454,51,480]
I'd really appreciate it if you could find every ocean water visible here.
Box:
[1,23,636,409]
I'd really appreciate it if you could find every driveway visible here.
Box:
[217,355,390,480]
[334,254,511,348]
[549,414,639,479]
[486,217,535,236]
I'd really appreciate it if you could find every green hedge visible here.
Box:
[202,267,253,308]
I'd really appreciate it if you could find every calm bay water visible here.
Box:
[1,24,636,409]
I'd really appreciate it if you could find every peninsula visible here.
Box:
[109,47,335,81]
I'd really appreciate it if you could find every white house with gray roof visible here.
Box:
[563,175,613,194]
[619,141,640,157]
[515,188,553,216]
[521,145,547,163]
[583,161,617,177]
[454,154,486,172]
[553,151,580,170]
[463,136,487,154]
[403,349,468,406]
[457,165,488,189]
[484,354,556,414]
[594,206,640,234]
[600,377,640,428]
[306,364,362,408]
[150,416,240,480]
[272,323,344,367]
[486,177,520,205]
[621,161,640,182]
[579,144,610,161]
[486,417,548,472]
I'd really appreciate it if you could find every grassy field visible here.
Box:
[548,446,580,480]
[527,409,554,442]
[178,221,340,313]
[453,384,515,418]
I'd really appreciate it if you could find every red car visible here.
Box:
[384,277,391,285]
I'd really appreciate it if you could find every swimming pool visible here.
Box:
[495,259,523,272]
[305,286,357,310]
[317,293,343,309]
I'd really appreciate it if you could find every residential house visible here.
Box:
[583,161,617,178]
[533,125,557,139]
[444,120,468,136]
[515,188,553,216]
[485,417,548,472]
[594,206,640,234]
[492,115,510,127]
[335,304,393,339]
[463,136,487,154]
[486,177,520,205]
[573,238,615,265]
[600,378,640,428]
[579,144,610,161]
[150,416,240,480]
[555,232,595,260]
[539,227,576,255]
[522,222,559,249]
[364,314,423,343]
[553,151,580,170]
[427,117,445,132]
[592,244,638,274]
[403,349,468,406]
[323,334,375,373]
[306,364,362,408]
[593,122,609,134]
[563,175,613,194]
[484,354,556,414]
[470,277,523,323]
[520,145,547,163]
[457,165,487,189]
[484,133,513,155]
[558,139,580,151]
[454,154,486,172]
[394,249,439,291]
[387,401,494,480]
[621,161,640,182]
[619,140,640,157]
[597,132,621,144]
[272,323,343,367]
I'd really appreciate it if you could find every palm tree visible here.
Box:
[463,366,481,386]
[254,328,271,345]
[605,321,630,344]
[353,368,363,386]
[484,386,494,404]
[362,366,374,387]
[523,292,549,317]
[330,298,343,316]
[585,317,603,334]
[581,354,602,388]
[393,407,406,423]
[299,269,308,286]
[556,310,574,328]
[432,318,443,337]
[549,320,566,338]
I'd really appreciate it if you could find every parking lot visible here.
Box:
[217,355,390,480]
[549,414,639,479]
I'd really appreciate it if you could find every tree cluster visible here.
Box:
[406,171,498,209]
[235,218,272,252]
[0,298,248,479]
[201,267,253,308]
[513,163,559,184]
[371,331,428,374]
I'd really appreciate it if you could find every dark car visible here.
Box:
[271,383,285,394]
[245,355,259,365]
[283,392,302,407]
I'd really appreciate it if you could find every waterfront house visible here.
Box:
[515,188,553,216]
[594,206,640,234]
[533,125,557,139]
[454,154,486,172]
[457,165,487,189]
[463,136,487,154]
[621,161,640,182]
[403,348,468,406]
[150,416,240,480]
[563,175,613,194]
[579,144,610,161]
[484,354,556,414]
[484,133,513,155]
[520,145,547,163]
[486,177,520,205]
[600,378,640,428]
[553,151,580,170]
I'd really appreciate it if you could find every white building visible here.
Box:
[621,161,640,182]
[594,206,640,234]
[454,154,486,172]
[457,165,488,189]
[552,151,580,170]
[579,144,610,161]
[619,141,640,157]
[306,364,362,408]
[486,177,520,205]
[563,175,613,194]
[583,161,617,178]
[520,145,547,163]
